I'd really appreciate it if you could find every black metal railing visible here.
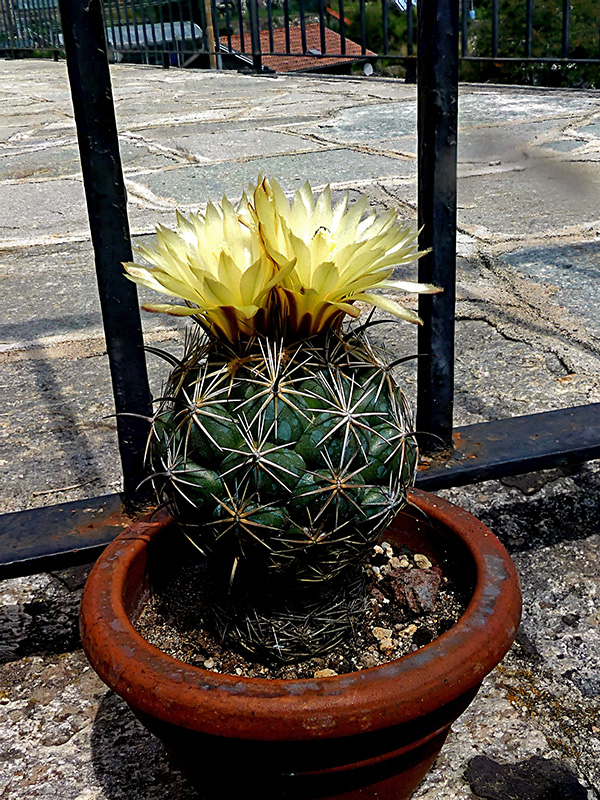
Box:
[1,0,600,577]
[3,0,600,81]
[0,0,61,52]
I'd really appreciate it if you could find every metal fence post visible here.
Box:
[248,0,262,72]
[57,0,153,505]
[416,0,459,447]
[203,0,218,68]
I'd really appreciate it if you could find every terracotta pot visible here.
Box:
[80,488,521,800]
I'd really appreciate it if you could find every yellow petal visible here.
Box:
[355,292,424,324]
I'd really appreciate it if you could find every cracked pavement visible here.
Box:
[0,60,599,799]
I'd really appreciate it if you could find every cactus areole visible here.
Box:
[124,176,441,662]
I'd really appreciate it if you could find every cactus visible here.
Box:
[125,177,439,662]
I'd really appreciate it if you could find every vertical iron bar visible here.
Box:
[359,0,366,54]
[53,0,62,46]
[43,0,53,48]
[28,0,37,47]
[52,0,62,47]
[0,1,9,54]
[5,0,17,50]
[36,0,49,50]
[167,0,177,61]
[113,0,126,51]
[381,0,389,57]
[318,0,326,53]
[187,0,198,51]
[18,0,28,48]
[30,0,41,48]
[406,0,416,82]
[491,0,499,57]
[283,0,290,52]
[8,0,17,49]
[266,0,274,52]
[223,0,232,51]
[525,0,533,57]
[105,0,118,58]
[46,0,56,47]
[460,0,468,56]
[248,0,261,71]
[47,2,60,46]
[23,0,32,47]
[339,0,346,54]
[236,0,245,52]
[123,0,141,50]
[11,0,18,47]
[198,0,208,51]
[158,0,169,61]
[57,0,153,504]
[145,0,160,65]
[137,0,152,66]
[177,0,186,55]
[417,0,458,446]
[32,0,40,47]
[0,0,6,46]
[407,0,413,55]
[561,0,570,58]
[210,0,221,68]
[132,0,143,49]
[299,0,307,53]
[13,0,25,47]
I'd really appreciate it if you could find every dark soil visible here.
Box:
[135,537,469,680]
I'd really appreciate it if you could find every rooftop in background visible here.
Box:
[226,24,377,73]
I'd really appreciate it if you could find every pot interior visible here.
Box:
[122,501,477,652]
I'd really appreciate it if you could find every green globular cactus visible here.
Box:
[148,327,418,660]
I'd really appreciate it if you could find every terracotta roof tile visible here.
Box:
[226,23,376,73]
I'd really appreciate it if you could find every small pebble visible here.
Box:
[390,556,401,569]
[378,637,395,653]
[203,658,215,669]
[314,668,338,678]
[361,653,380,669]
[398,624,418,636]
[382,541,393,556]
[372,626,393,641]
[373,544,384,555]
[398,556,410,568]
[414,554,433,570]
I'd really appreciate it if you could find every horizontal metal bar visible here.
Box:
[2,404,599,579]
[0,494,135,579]
[415,403,600,491]
[461,56,600,64]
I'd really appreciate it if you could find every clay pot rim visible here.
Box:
[80,488,522,741]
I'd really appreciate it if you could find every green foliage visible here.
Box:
[463,0,600,87]
[334,0,414,56]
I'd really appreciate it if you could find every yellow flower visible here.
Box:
[123,193,291,341]
[253,177,439,336]
[124,176,439,343]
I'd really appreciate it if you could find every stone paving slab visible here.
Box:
[1,60,600,800]
[458,161,600,238]
[142,147,415,206]
[130,126,329,161]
